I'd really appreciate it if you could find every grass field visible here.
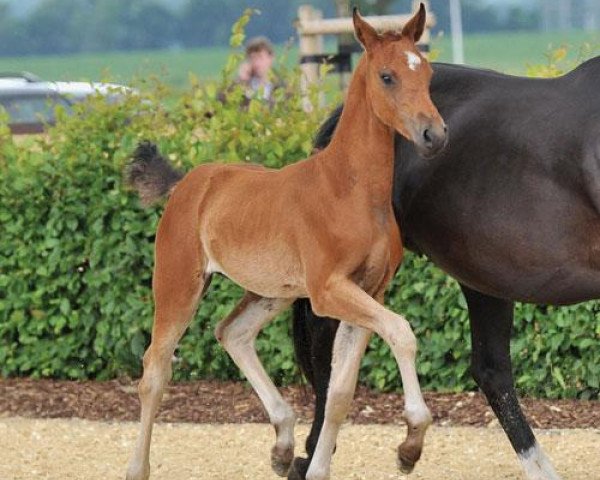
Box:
[0,30,598,88]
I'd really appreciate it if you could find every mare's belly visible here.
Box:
[424,241,600,305]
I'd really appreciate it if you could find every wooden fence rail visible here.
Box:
[296,2,435,88]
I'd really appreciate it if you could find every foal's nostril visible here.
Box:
[419,123,448,157]
[423,129,433,145]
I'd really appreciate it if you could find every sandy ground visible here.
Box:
[0,418,597,480]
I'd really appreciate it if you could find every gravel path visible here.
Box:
[0,418,598,480]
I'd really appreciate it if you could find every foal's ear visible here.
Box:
[353,7,379,51]
[401,2,426,43]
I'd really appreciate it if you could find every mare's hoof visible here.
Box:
[271,445,294,477]
[287,457,310,480]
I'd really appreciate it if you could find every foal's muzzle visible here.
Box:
[415,122,448,158]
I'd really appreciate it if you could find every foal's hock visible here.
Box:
[125,5,446,480]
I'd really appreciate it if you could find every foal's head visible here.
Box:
[353,4,447,158]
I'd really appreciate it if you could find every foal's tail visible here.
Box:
[126,141,184,207]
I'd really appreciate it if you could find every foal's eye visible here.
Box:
[380,73,394,86]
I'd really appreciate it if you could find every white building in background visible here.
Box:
[541,0,600,31]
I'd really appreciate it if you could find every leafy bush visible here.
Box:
[0,18,598,399]
[0,10,331,384]
[525,43,597,77]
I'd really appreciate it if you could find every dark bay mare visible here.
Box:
[291,58,600,480]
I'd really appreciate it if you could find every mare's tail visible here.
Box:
[292,299,317,385]
[126,141,184,207]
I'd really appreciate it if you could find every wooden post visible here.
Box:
[298,13,432,35]
[298,5,324,85]
[334,0,353,91]
[296,3,435,102]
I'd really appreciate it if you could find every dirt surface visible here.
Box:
[1,418,598,480]
[0,378,598,428]
[1,380,598,479]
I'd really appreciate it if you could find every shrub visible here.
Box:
[0,10,332,383]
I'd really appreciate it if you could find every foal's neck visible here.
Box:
[322,56,395,206]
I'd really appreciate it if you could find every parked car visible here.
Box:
[0,72,132,134]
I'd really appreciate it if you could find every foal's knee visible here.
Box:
[380,316,417,358]
[399,325,417,356]
[215,318,253,351]
[139,347,173,395]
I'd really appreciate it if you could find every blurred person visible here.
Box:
[237,36,277,101]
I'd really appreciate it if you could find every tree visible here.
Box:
[0,2,26,56]
[23,0,86,55]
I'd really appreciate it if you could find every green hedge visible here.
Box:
[0,12,328,385]
[0,15,598,398]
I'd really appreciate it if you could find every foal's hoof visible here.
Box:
[287,457,310,480]
[397,456,416,475]
[125,462,150,480]
[271,445,294,477]
[397,442,421,474]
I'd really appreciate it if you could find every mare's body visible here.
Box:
[401,61,600,304]
[292,58,600,480]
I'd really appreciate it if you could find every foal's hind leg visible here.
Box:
[215,292,296,477]
[126,216,206,480]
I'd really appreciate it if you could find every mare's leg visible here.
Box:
[126,222,207,480]
[215,292,296,477]
[289,300,339,480]
[461,284,561,480]
[306,278,431,480]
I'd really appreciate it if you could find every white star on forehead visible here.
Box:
[405,51,421,71]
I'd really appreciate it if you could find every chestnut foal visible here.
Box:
[125,6,446,480]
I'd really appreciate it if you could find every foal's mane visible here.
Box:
[379,31,403,42]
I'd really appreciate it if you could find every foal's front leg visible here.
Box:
[215,292,296,476]
[306,278,431,480]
